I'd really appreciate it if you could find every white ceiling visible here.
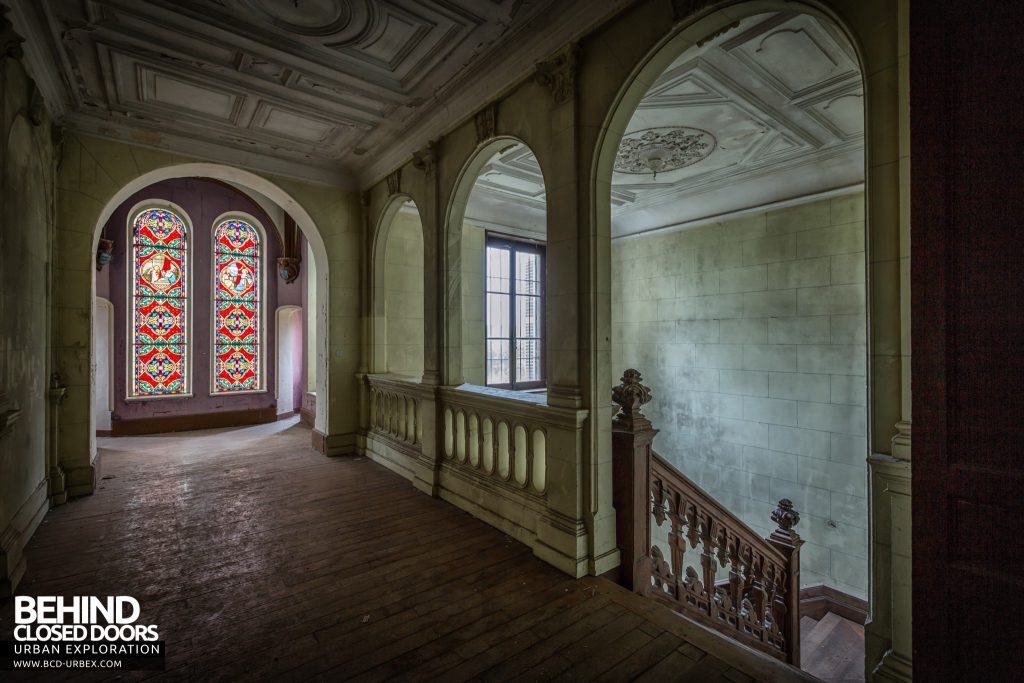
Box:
[10,0,629,185]
[465,11,866,237]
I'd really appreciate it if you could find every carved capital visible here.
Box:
[669,0,720,22]
[386,168,401,196]
[412,141,437,179]
[277,256,300,284]
[891,420,911,460]
[535,44,576,105]
[474,103,496,143]
[96,238,113,272]
[0,5,24,61]
[612,369,653,431]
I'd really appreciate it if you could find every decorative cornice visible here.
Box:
[697,20,740,47]
[475,103,496,143]
[386,168,402,196]
[535,44,576,105]
[412,142,438,179]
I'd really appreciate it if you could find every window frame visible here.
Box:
[484,233,546,391]
[209,211,268,396]
[125,201,194,400]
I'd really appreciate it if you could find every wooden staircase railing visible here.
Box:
[611,369,803,666]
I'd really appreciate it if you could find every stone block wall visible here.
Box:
[0,57,56,594]
[384,211,424,377]
[612,192,869,598]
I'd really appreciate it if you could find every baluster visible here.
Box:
[700,515,716,617]
[727,537,743,627]
[749,556,768,638]
[407,397,415,446]
[669,497,686,599]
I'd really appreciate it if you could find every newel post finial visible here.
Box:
[769,498,802,548]
[612,368,653,431]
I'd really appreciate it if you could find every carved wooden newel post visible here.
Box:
[611,369,656,593]
[769,498,803,666]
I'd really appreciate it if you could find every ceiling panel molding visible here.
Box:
[11,0,622,186]
[465,11,865,237]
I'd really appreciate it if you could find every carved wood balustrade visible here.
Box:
[612,369,803,665]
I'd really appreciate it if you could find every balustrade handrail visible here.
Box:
[365,373,429,449]
[649,450,789,567]
[611,368,803,666]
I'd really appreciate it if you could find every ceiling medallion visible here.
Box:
[614,126,716,179]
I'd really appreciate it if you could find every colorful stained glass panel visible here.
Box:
[131,208,189,397]
[212,218,261,393]
[213,343,259,393]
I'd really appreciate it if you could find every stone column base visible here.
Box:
[0,479,49,597]
[312,430,356,456]
[48,465,67,506]
[873,650,913,682]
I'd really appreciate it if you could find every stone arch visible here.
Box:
[87,162,333,441]
[586,0,905,670]
[441,135,549,385]
[369,193,427,375]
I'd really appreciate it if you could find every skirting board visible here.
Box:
[800,584,869,624]
[111,407,276,436]
[0,479,48,596]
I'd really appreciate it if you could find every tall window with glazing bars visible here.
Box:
[485,235,544,390]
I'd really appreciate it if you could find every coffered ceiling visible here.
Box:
[465,11,866,237]
[10,0,627,185]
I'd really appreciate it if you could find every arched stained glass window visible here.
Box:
[130,208,190,397]
[212,217,262,393]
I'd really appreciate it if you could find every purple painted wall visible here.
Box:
[103,177,304,421]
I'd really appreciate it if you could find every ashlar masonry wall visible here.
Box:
[612,192,869,598]
[384,211,425,377]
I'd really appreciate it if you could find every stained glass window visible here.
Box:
[130,208,189,397]
[212,218,262,393]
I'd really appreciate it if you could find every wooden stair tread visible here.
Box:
[800,616,819,634]
[800,612,865,682]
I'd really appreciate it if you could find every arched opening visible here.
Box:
[444,138,548,390]
[89,164,331,443]
[598,4,869,675]
[93,297,114,435]
[371,196,426,378]
[275,305,303,417]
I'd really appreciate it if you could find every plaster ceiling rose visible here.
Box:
[614,126,717,179]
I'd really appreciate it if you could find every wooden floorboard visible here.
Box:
[0,419,814,682]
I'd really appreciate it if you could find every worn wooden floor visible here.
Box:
[1,419,815,682]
